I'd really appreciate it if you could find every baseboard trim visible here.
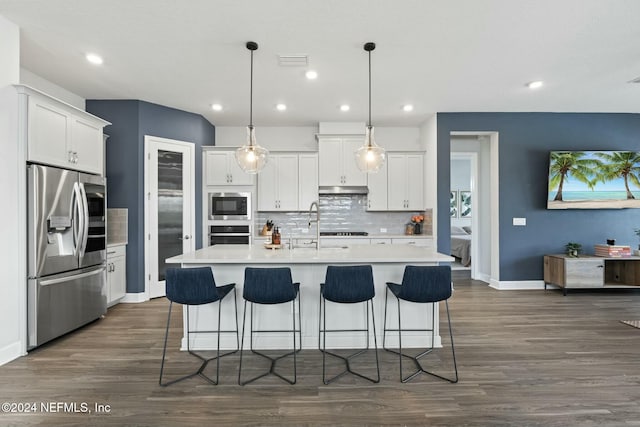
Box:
[490,280,546,290]
[0,340,25,366]
[120,292,149,304]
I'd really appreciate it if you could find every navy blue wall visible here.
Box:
[437,113,640,282]
[86,100,215,293]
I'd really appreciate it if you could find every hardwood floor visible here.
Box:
[2,280,640,426]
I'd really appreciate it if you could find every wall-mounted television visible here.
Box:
[547,151,640,209]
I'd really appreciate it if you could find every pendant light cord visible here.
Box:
[368,48,371,129]
[249,48,254,127]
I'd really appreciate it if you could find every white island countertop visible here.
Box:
[167,243,453,265]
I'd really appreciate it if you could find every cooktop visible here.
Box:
[320,231,369,236]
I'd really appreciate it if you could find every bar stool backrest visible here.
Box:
[397,265,452,303]
[323,265,375,303]
[243,267,297,304]
[165,267,221,305]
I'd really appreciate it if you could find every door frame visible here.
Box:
[450,131,499,285]
[451,151,479,279]
[144,135,195,300]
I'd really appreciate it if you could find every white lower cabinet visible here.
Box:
[107,244,127,306]
[370,238,392,245]
[391,237,433,248]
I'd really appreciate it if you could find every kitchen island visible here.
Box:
[166,244,454,350]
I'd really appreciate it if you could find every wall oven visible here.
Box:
[209,225,251,245]
[209,192,251,220]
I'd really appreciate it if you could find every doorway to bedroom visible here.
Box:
[450,133,497,284]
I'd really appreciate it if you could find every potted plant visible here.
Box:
[565,242,582,258]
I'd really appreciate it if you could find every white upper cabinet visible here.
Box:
[387,153,424,211]
[26,88,108,175]
[298,153,319,210]
[366,160,388,211]
[258,153,318,212]
[258,154,299,211]
[318,137,367,186]
[204,150,254,186]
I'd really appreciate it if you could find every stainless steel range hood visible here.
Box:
[318,185,369,195]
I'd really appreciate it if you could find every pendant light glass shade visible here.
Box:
[235,125,268,173]
[355,125,386,172]
[355,42,386,173]
[236,41,269,174]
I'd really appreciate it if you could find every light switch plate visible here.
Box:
[513,217,526,226]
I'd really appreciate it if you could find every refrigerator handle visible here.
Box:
[78,182,89,257]
[72,182,83,256]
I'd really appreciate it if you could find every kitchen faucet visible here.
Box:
[308,200,320,249]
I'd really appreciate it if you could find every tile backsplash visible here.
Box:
[255,194,432,236]
[107,208,128,244]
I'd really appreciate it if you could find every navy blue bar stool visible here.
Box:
[383,265,458,383]
[319,265,380,384]
[238,267,301,385]
[159,267,239,386]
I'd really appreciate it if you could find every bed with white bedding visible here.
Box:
[451,226,471,267]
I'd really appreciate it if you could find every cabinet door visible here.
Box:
[107,245,127,306]
[392,238,433,247]
[257,158,278,210]
[367,160,387,210]
[110,255,126,303]
[565,258,604,288]
[342,137,367,186]
[71,116,104,175]
[204,152,230,185]
[387,154,407,210]
[405,154,424,210]
[276,155,299,211]
[298,154,318,210]
[318,138,343,186]
[27,96,70,168]
[227,152,254,185]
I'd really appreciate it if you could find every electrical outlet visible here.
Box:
[301,229,308,233]
[513,217,527,226]
[380,228,387,233]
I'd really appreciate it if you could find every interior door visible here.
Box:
[145,136,195,299]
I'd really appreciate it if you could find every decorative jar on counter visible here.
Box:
[405,223,415,235]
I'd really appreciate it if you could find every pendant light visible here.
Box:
[355,42,386,173]
[235,41,269,174]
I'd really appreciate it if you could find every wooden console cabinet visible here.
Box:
[544,254,640,295]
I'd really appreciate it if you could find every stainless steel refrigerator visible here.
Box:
[27,164,107,349]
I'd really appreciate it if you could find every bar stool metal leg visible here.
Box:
[160,288,239,387]
[383,288,458,383]
[319,297,380,385]
[238,295,300,386]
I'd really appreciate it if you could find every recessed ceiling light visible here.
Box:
[340,104,350,112]
[305,70,318,80]
[403,104,414,112]
[211,104,223,111]
[527,80,543,89]
[85,53,103,65]
[276,103,287,111]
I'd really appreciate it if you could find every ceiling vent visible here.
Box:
[278,54,308,66]
[629,76,640,83]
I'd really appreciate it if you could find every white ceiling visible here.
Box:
[2,0,640,127]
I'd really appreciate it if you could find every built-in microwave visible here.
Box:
[209,192,251,220]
